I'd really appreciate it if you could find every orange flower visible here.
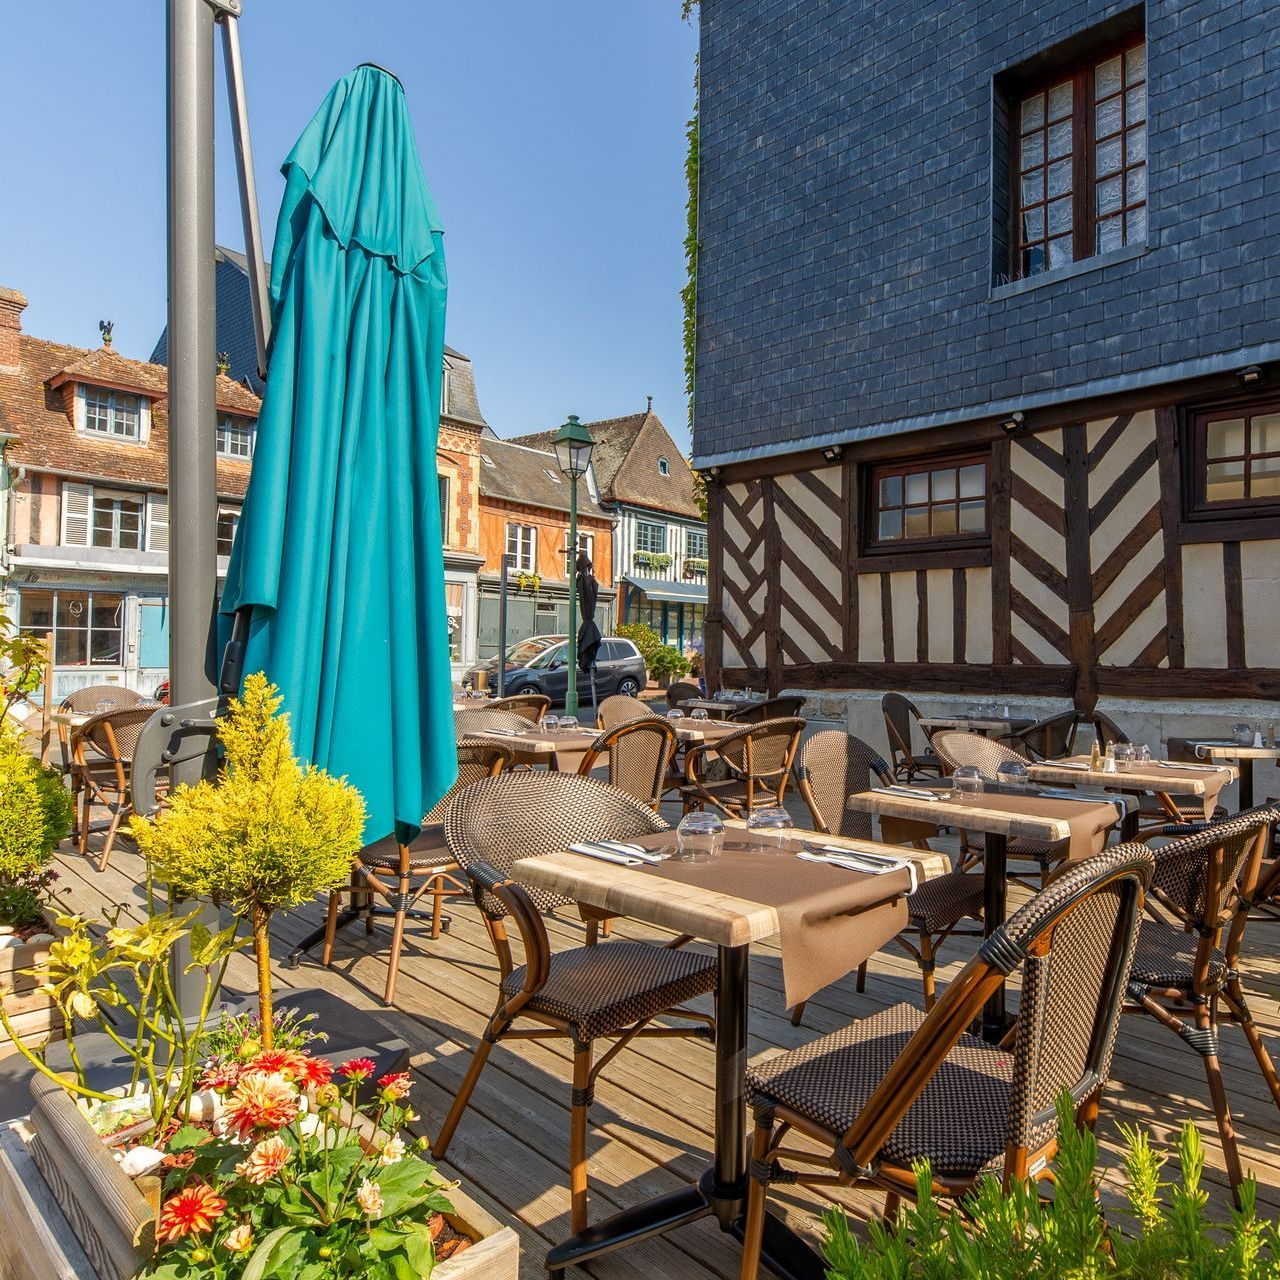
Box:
[222,1072,299,1140]
[236,1135,291,1184]
[377,1071,411,1101]
[247,1049,309,1081]
[300,1056,333,1089]
[158,1184,226,1242]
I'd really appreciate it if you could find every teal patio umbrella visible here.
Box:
[220,64,456,843]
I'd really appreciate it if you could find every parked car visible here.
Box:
[463,635,560,691]
[466,635,647,707]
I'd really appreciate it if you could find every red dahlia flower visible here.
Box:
[158,1184,227,1242]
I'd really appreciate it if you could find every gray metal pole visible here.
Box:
[496,553,514,697]
[564,478,579,717]
[219,8,272,379]
[167,0,219,1014]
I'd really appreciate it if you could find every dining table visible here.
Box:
[514,826,948,1280]
[918,713,1036,739]
[1027,755,1238,824]
[845,781,1127,1039]
[1172,739,1279,811]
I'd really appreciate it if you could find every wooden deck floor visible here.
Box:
[47,819,1280,1280]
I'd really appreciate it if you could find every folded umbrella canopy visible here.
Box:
[220,64,456,842]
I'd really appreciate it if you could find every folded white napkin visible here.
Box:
[482,727,526,737]
[569,843,643,866]
[873,786,938,801]
[1159,760,1220,772]
[1051,760,1092,770]
[796,850,919,893]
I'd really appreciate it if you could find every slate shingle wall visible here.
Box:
[693,0,1280,466]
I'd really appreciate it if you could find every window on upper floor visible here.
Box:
[658,456,670,476]
[685,529,708,561]
[440,366,452,417]
[506,522,537,572]
[216,414,256,460]
[1007,35,1147,280]
[634,520,667,555]
[865,452,989,552]
[78,386,148,442]
[1186,395,1280,521]
[216,509,240,558]
[575,531,595,566]
[61,481,166,554]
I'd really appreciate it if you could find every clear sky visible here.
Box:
[1,3,699,449]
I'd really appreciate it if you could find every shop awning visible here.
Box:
[622,575,708,605]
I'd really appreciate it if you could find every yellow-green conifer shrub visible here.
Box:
[131,674,365,1046]
[0,725,72,926]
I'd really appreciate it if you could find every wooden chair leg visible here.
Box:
[738,1118,772,1280]
[600,918,612,939]
[430,877,446,941]
[1225,983,1280,1112]
[1197,1005,1245,1199]
[433,1035,495,1159]
[384,901,409,1007]
[584,919,600,946]
[321,891,341,967]
[96,801,125,872]
[882,1191,901,1220]
[78,788,93,858]
[855,959,867,993]
[919,934,937,1010]
[570,1046,593,1233]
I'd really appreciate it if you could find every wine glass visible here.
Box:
[746,806,793,854]
[995,760,1029,789]
[952,765,983,797]
[560,715,580,733]
[1113,742,1135,772]
[667,708,686,722]
[543,715,561,733]
[676,812,724,862]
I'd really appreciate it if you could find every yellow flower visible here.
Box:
[68,990,98,1019]
[379,1136,406,1164]
[223,1223,254,1253]
[356,1178,384,1217]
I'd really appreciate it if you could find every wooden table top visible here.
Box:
[845,786,1117,843]
[514,826,949,949]
[49,711,89,729]
[919,715,1035,735]
[1183,740,1280,761]
[1028,756,1238,794]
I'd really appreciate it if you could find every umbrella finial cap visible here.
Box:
[356,62,403,88]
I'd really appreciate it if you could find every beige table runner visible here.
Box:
[947,791,1119,860]
[1030,756,1236,820]
[625,832,913,1008]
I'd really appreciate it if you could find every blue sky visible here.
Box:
[1,3,699,448]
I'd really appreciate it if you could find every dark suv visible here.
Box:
[468,635,647,707]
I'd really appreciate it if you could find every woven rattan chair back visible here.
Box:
[932,730,1027,776]
[666,680,703,709]
[486,693,549,723]
[422,740,514,824]
[598,694,660,732]
[444,771,669,918]
[881,692,924,773]
[716,717,804,796]
[729,695,806,725]
[836,842,1153,1175]
[795,731,892,840]
[60,685,145,714]
[78,707,153,785]
[1091,711,1130,749]
[1012,711,1082,761]
[453,708,536,737]
[578,719,677,808]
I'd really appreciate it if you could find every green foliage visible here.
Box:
[822,1095,1280,1280]
[634,550,673,572]
[198,1003,326,1063]
[616,622,664,667]
[130,674,365,918]
[649,646,691,682]
[0,726,71,925]
[0,609,47,717]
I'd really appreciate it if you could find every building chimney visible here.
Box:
[0,287,27,370]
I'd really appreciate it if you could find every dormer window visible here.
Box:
[217,414,256,460]
[543,468,562,483]
[78,386,148,442]
[658,456,670,476]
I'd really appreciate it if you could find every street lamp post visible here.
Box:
[553,415,594,717]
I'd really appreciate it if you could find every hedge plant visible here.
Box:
[0,726,73,927]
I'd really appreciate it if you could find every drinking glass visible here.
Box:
[1233,723,1253,747]
[560,715,580,733]
[96,701,114,715]
[676,812,724,862]
[543,715,561,733]
[690,708,709,722]
[746,806,793,853]
[667,708,686,722]
[952,765,983,796]
[1113,742,1135,772]
[1135,743,1152,765]
[995,760,1029,789]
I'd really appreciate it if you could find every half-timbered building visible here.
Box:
[693,0,1279,759]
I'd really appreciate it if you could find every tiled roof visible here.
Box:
[512,409,701,519]
[0,335,258,498]
[477,437,608,518]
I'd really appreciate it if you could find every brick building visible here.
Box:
[694,1,1280,752]
[0,286,258,699]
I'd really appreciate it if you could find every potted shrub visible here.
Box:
[0,720,73,1058]
[648,645,691,690]
[3,674,519,1277]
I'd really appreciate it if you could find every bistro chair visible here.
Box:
[56,685,146,837]
[1007,710,1082,760]
[737,842,1154,1280]
[680,716,804,818]
[1124,807,1280,1196]
[931,731,1066,887]
[1092,710,1131,749]
[597,694,660,731]
[576,718,677,810]
[321,739,513,1005]
[435,771,717,1232]
[72,706,154,871]
[453,707,537,738]
[881,692,943,782]
[665,679,703,710]
[792,730,984,1019]
[485,692,549,723]
[728,694,806,724]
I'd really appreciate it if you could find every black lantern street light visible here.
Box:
[553,414,594,716]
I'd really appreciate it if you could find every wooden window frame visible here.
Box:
[505,522,537,573]
[1183,393,1280,527]
[1009,33,1147,281]
[216,414,256,460]
[862,449,992,557]
[634,519,667,556]
[216,508,240,558]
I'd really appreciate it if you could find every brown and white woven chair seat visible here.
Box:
[748,1002,1036,1177]
[358,827,455,874]
[1129,918,1226,988]
[500,941,716,1043]
[906,872,985,932]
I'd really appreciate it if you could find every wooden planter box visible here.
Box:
[0,926,63,1060]
[15,1075,519,1280]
